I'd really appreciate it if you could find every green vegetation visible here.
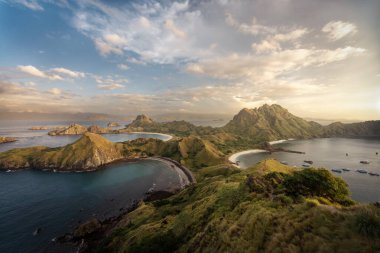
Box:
[0,133,124,170]
[94,159,379,253]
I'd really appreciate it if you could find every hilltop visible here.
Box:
[82,159,380,253]
[48,124,114,136]
[223,104,324,141]
[0,133,124,171]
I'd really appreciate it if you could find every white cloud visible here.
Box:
[50,67,85,78]
[252,40,281,53]
[225,13,276,35]
[322,21,357,41]
[186,46,365,81]
[14,0,43,11]
[97,83,125,90]
[48,88,62,95]
[165,19,187,39]
[17,65,63,81]
[117,64,129,70]
[71,0,205,63]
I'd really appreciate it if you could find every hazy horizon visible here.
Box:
[1,0,379,121]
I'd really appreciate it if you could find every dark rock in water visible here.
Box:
[33,227,42,236]
[74,218,101,238]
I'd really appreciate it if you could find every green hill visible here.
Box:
[223,104,324,141]
[0,133,124,171]
[324,120,380,137]
[89,159,380,253]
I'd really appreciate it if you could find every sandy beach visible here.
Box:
[127,132,173,141]
[228,149,268,168]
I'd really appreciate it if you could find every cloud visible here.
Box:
[322,21,357,41]
[117,64,129,70]
[186,46,365,81]
[225,13,276,35]
[17,65,63,80]
[50,67,85,78]
[13,0,44,11]
[165,19,187,39]
[0,80,79,113]
[48,88,62,95]
[97,83,125,90]
[71,0,205,63]
[95,76,127,90]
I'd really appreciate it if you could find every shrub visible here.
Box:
[282,168,352,206]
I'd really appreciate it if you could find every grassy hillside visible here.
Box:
[223,104,324,141]
[92,159,379,253]
[0,133,124,170]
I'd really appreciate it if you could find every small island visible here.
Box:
[107,122,120,127]
[0,136,17,144]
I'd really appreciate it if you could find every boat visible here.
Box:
[331,169,342,173]
[6,170,12,173]
[341,168,350,172]
[360,160,370,164]
[369,172,380,176]
[356,169,368,174]
[304,160,313,164]
[302,163,310,168]
[280,161,288,165]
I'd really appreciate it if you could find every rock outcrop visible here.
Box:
[107,122,120,127]
[0,136,17,144]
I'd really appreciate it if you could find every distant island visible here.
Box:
[0,136,17,144]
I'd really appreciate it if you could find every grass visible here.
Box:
[94,159,379,253]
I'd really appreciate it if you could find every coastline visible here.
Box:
[228,149,268,168]
[125,131,173,141]
[56,157,195,252]
[228,139,296,168]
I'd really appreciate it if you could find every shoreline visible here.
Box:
[228,139,296,168]
[56,157,195,252]
[228,149,268,168]
[125,131,173,141]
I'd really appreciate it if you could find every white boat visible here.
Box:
[302,163,310,168]
[360,160,370,164]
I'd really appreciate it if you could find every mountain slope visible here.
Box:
[223,104,324,141]
[324,121,380,137]
[0,133,124,171]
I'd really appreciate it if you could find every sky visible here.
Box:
[0,0,379,121]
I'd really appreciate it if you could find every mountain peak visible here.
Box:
[224,104,323,141]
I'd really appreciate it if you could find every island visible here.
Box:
[107,122,120,127]
[0,136,17,144]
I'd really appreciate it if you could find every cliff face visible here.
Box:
[223,104,324,141]
[0,133,123,171]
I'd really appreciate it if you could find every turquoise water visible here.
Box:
[0,159,181,253]
[236,138,380,203]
